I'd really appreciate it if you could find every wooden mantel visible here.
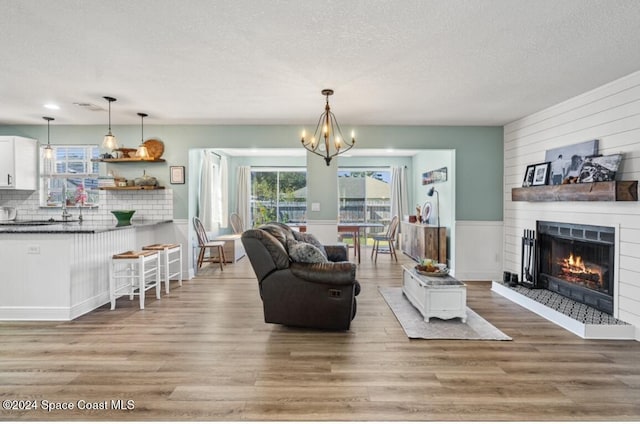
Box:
[512,180,638,202]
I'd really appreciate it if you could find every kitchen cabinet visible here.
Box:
[400,221,447,264]
[0,136,38,190]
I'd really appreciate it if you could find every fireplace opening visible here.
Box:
[536,221,615,315]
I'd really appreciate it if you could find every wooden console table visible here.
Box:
[400,221,447,263]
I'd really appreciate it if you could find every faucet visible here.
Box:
[61,202,73,222]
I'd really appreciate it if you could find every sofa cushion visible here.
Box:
[260,224,291,250]
[292,231,328,258]
[287,239,328,264]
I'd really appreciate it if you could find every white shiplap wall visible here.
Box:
[504,70,640,340]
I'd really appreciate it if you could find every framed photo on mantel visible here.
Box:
[531,162,551,186]
[522,164,536,187]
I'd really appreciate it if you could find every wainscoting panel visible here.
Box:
[454,220,503,281]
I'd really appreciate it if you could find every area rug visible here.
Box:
[379,287,512,340]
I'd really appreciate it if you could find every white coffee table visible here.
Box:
[402,265,467,323]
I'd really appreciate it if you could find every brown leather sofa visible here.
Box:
[241,222,360,330]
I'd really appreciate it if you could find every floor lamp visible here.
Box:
[427,186,441,263]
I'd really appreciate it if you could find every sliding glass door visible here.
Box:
[251,168,307,226]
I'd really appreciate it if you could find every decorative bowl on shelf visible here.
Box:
[111,210,136,226]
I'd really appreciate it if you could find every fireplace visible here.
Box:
[536,221,615,315]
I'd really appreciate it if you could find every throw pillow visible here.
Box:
[287,239,328,264]
[292,231,328,259]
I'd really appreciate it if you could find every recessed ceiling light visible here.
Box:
[43,103,60,110]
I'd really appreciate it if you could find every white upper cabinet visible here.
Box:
[0,136,38,190]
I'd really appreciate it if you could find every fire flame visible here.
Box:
[560,252,603,285]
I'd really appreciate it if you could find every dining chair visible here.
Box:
[193,217,226,270]
[229,212,244,234]
[371,215,399,263]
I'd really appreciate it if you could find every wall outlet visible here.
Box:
[311,202,320,212]
[27,245,40,254]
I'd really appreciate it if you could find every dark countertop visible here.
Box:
[0,219,173,234]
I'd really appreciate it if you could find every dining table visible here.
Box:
[296,222,384,263]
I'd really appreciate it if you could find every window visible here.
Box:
[251,168,306,226]
[40,145,100,207]
[338,168,391,232]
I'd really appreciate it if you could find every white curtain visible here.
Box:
[219,155,228,228]
[236,166,252,230]
[198,151,218,230]
[199,151,230,230]
[390,166,409,238]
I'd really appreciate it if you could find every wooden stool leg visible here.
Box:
[128,265,135,300]
[109,260,116,310]
[138,257,145,310]
[163,249,170,294]
[217,246,224,270]
[178,246,183,286]
[155,254,161,300]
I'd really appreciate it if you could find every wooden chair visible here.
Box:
[229,212,244,234]
[193,217,226,270]
[371,215,399,263]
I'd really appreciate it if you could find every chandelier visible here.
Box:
[300,89,355,166]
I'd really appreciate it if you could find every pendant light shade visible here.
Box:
[102,96,118,150]
[135,113,150,159]
[42,116,54,175]
[43,116,54,159]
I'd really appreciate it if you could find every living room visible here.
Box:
[2,1,640,421]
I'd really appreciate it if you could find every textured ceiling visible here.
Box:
[2,0,640,126]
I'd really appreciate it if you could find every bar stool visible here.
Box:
[109,250,161,310]
[142,243,183,294]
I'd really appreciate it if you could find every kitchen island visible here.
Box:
[0,219,173,320]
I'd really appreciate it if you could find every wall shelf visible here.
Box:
[99,186,165,191]
[92,158,165,163]
[512,180,638,202]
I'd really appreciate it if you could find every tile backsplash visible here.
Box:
[0,189,173,222]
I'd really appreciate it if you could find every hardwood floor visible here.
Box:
[1,250,640,421]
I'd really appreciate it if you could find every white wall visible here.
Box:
[504,70,640,339]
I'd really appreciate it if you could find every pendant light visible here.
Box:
[42,116,55,175]
[102,96,118,150]
[135,112,150,159]
[43,116,54,159]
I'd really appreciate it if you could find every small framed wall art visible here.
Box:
[531,162,551,186]
[170,166,185,184]
[421,167,447,185]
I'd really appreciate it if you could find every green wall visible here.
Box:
[0,124,503,221]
